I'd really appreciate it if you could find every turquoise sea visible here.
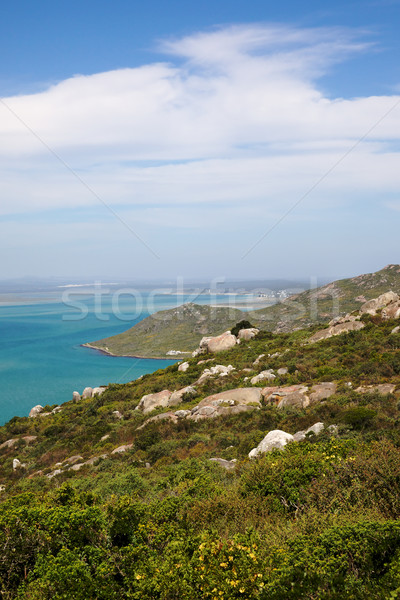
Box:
[0,291,255,425]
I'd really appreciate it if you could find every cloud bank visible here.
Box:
[0,24,399,277]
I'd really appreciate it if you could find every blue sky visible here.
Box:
[0,0,399,282]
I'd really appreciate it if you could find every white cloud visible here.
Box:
[0,23,399,276]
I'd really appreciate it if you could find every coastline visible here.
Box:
[81,342,186,361]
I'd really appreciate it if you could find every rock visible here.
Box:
[249,430,294,458]
[178,361,190,372]
[197,358,215,365]
[112,410,123,419]
[329,314,359,326]
[197,364,235,384]
[168,385,197,406]
[251,370,276,385]
[309,382,337,404]
[52,406,62,414]
[100,434,110,441]
[328,424,339,435]
[136,390,172,414]
[293,422,324,442]
[277,391,309,410]
[136,412,178,429]
[22,436,37,444]
[166,350,185,356]
[382,300,400,320]
[189,388,262,422]
[29,405,44,418]
[262,385,309,410]
[64,455,83,465]
[209,457,237,470]
[238,328,259,341]
[46,469,62,479]
[82,387,93,399]
[355,383,396,395]
[355,295,367,303]
[360,292,399,316]
[309,320,364,343]
[207,331,238,353]
[174,410,191,419]
[0,439,17,450]
[277,367,288,375]
[72,391,81,402]
[391,326,400,334]
[92,386,107,396]
[253,354,265,366]
[199,388,262,407]
[0,485,5,493]
[111,444,133,454]
[12,458,22,471]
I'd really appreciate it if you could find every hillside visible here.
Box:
[1,294,400,598]
[86,303,244,358]
[87,264,400,358]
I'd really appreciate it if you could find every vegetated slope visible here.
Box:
[87,264,400,358]
[2,306,400,598]
[250,263,400,332]
[87,303,244,358]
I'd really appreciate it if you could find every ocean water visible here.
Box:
[0,291,255,425]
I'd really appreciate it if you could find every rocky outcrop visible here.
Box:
[168,385,197,406]
[136,390,172,414]
[188,387,262,422]
[249,422,326,458]
[111,444,133,455]
[309,320,365,343]
[136,412,179,429]
[193,331,237,356]
[82,387,93,399]
[197,364,235,384]
[355,383,396,395]
[292,422,324,442]
[178,361,189,372]
[29,405,44,418]
[309,382,337,403]
[251,370,276,385]
[249,430,294,458]
[382,301,400,320]
[238,328,259,341]
[0,436,37,450]
[360,292,399,315]
[72,391,80,402]
[262,385,309,409]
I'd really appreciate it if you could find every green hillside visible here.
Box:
[87,264,400,358]
[2,303,400,598]
[86,303,244,358]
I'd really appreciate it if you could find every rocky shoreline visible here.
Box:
[81,342,180,361]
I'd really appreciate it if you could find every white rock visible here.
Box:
[253,354,265,366]
[112,410,123,419]
[12,458,21,471]
[111,444,133,454]
[249,430,294,459]
[277,368,288,375]
[238,328,259,341]
[251,370,276,385]
[391,326,400,334]
[174,410,191,418]
[178,361,190,372]
[82,387,93,399]
[100,434,110,441]
[29,405,44,418]
[92,386,106,396]
[72,391,81,402]
[0,484,5,493]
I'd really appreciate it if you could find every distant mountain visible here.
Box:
[86,264,400,357]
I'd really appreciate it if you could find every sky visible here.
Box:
[0,0,399,283]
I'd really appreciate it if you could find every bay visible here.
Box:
[0,291,255,425]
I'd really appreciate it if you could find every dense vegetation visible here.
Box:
[1,307,400,598]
